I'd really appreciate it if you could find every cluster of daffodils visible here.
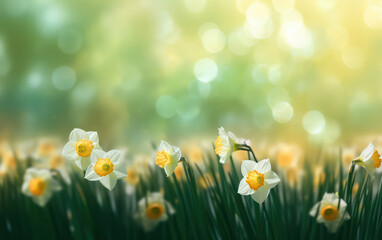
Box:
[310,193,350,233]
[62,128,127,190]
[154,127,280,205]
[135,192,175,231]
[352,142,381,178]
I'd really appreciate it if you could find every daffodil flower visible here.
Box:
[238,159,280,204]
[21,168,62,206]
[310,193,350,233]
[215,127,250,163]
[84,149,127,190]
[62,128,102,170]
[155,140,181,177]
[135,192,175,231]
[353,143,381,178]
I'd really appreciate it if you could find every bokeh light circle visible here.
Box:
[272,101,294,123]
[52,66,76,90]
[246,2,271,27]
[156,95,178,118]
[58,29,83,54]
[193,58,218,83]
[202,28,226,53]
[302,110,326,134]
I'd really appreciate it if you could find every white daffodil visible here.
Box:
[155,140,181,177]
[238,159,280,204]
[309,193,350,233]
[135,192,175,231]
[215,127,250,164]
[21,168,62,207]
[353,143,381,178]
[62,128,102,170]
[84,149,127,191]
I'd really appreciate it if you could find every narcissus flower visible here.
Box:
[62,128,102,170]
[353,143,381,178]
[215,127,250,163]
[21,168,62,206]
[135,192,175,231]
[85,149,127,190]
[310,193,350,233]
[238,159,280,204]
[155,140,181,177]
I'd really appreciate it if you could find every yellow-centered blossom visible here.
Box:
[85,149,127,191]
[353,143,381,178]
[310,193,350,233]
[62,128,102,170]
[21,168,62,206]
[238,159,280,204]
[215,127,251,164]
[154,140,181,177]
[135,192,175,231]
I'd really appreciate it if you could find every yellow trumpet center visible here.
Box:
[94,158,114,177]
[155,150,172,168]
[321,205,339,221]
[215,136,223,155]
[146,202,165,220]
[246,170,264,190]
[75,139,94,157]
[29,177,46,196]
[371,150,381,168]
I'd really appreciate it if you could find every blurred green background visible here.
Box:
[1,0,382,150]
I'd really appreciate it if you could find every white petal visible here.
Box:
[164,161,177,177]
[362,162,375,178]
[265,171,280,189]
[254,159,271,174]
[84,165,101,181]
[33,191,52,207]
[359,142,374,161]
[237,177,254,195]
[324,220,341,233]
[114,169,128,178]
[159,140,172,152]
[87,131,99,144]
[69,128,87,142]
[171,146,182,161]
[74,157,91,170]
[21,181,30,195]
[90,149,106,165]
[251,187,270,204]
[100,174,117,191]
[62,142,78,161]
[218,127,228,138]
[309,202,320,217]
[165,201,175,215]
[106,150,122,166]
[241,160,257,176]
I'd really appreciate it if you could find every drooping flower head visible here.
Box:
[135,192,175,231]
[21,168,62,206]
[85,149,127,191]
[310,193,350,233]
[155,140,181,177]
[238,159,280,204]
[62,128,102,170]
[215,127,250,163]
[353,143,381,178]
